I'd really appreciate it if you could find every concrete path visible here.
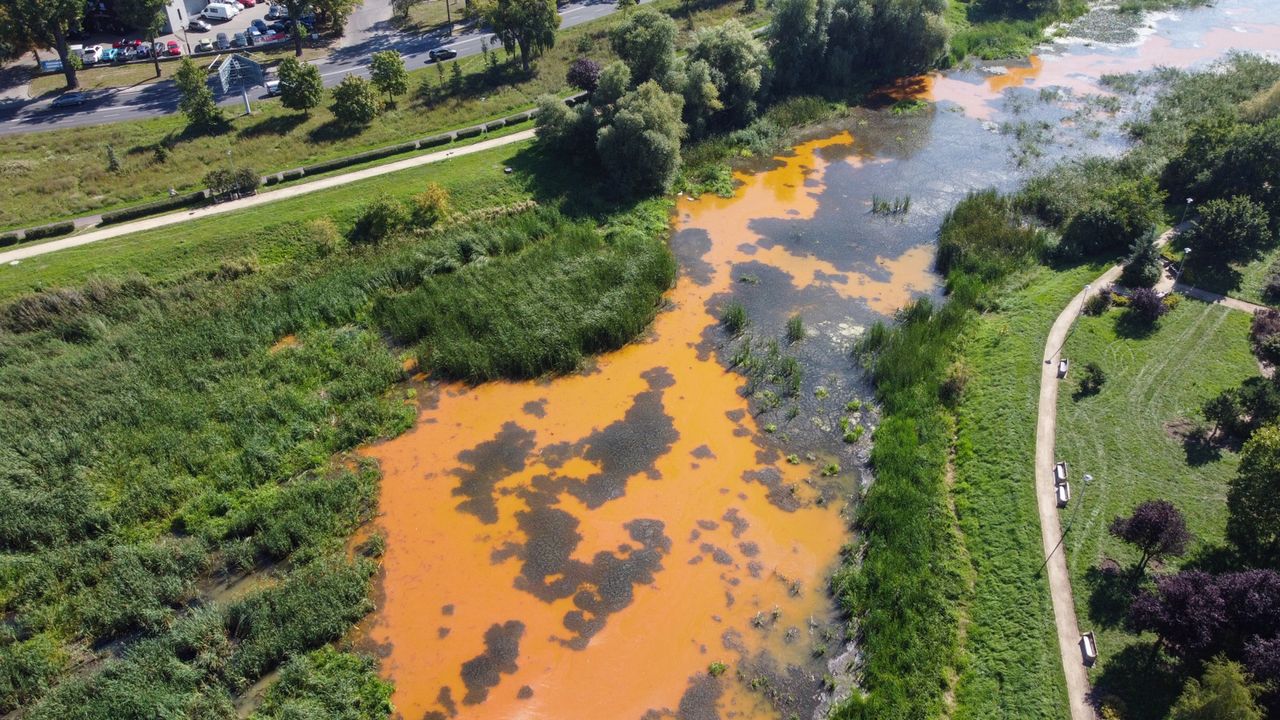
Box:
[1037,271,1120,720]
[1173,283,1269,315]
[0,128,535,265]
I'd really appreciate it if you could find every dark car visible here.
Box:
[428,48,457,61]
[215,32,230,49]
[266,4,287,19]
[231,32,248,47]
[268,21,289,33]
[251,19,269,33]
[49,92,87,109]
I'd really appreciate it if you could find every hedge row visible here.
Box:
[99,190,208,225]
[23,222,75,242]
[455,125,483,139]
[419,133,454,149]
[0,233,18,247]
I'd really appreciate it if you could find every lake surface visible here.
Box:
[357,3,1280,718]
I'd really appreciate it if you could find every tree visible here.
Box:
[616,0,635,12]
[609,7,677,86]
[533,94,595,159]
[114,0,166,78]
[478,0,559,73]
[1128,287,1168,324]
[2,0,86,89]
[768,0,824,94]
[277,57,323,114]
[1108,500,1191,572]
[1130,570,1226,660]
[352,197,409,243]
[1061,176,1166,258]
[411,183,451,226]
[1120,234,1162,288]
[330,75,381,126]
[566,57,602,93]
[681,59,721,140]
[1228,423,1280,567]
[1169,658,1265,720]
[593,61,630,112]
[281,0,314,56]
[1203,389,1243,440]
[686,20,767,128]
[1185,195,1274,268]
[174,57,225,130]
[369,50,409,103]
[313,0,359,29]
[596,80,684,195]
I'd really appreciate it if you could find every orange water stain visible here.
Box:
[358,134,937,720]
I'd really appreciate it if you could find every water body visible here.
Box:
[357,3,1280,718]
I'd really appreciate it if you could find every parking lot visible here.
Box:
[170,2,299,55]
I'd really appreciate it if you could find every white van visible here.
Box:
[201,3,240,21]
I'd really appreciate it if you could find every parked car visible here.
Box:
[99,46,118,62]
[250,18,269,34]
[188,18,211,31]
[428,48,457,61]
[266,4,287,19]
[231,32,248,47]
[81,45,100,64]
[153,40,167,56]
[268,21,289,33]
[135,43,151,58]
[167,40,182,56]
[49,92,87,109]
[195,37,214,52]
[264,79,281,96]
[215,32,230,49]
[240,0,257,6]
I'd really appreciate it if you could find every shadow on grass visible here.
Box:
[504,142,642,219]
[1181,426,1225,466]
[1085,562,1143,629]
[1090,642,1185,720]
[1183,261,1244,296]
[308,119,368,143]
[239,112,310,139]
[1113,309,1159,339]
[414,60,532,108]
[1181,542,1242,574]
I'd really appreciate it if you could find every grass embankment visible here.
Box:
[0,0,767,232]
[0,133,675,714]
[1056,300,1258,718]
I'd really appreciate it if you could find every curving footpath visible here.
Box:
[1036,269,1120,720]
[0,128,536,266]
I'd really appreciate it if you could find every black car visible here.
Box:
[268,21,289,33]
[428,48,457,61]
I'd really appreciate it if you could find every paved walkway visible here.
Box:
[0,128,535,265]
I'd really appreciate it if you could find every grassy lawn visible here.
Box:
[1055,297,1258,718]
[400,0,466,34]
[0,134,537,301]
[0,0,766,233]
[1181,246,1280,308]
[951,263,1104,720]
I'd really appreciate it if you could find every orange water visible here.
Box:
[358,134,936,720]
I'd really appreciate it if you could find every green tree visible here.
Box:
[593,60,631,113]
[1120,234,1162,288]
[687,20,766,128]
[174,57,225,130]
[768,0,823,94]
[478,0,559,73]
[277,57,323,114]
[1185,195,1275,268]
[313,0,359,29]
[1228,423,1280,567]
[2,0,86,89]
[282,0,314,56]
[681,59,721,140]
[330,75,382,126]
[596,80,684,195]
[1169,658,1265,720]
[534,94,596,158]
[114,0,166,78]
[609,7,677,86]
[369,50,409,103]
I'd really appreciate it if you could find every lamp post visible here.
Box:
[1043,473,1094,572]
[1177,247,1191,284]
[1180,197,1194,225]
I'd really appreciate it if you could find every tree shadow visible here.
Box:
[1180,542,1241,574]
[1181,426,1225,466]
[308,119,367,143]
[1089,642,1186,720]
[1085,562,1144,629]
[238,112,309,139]
[1184,261,1244,296]
[1113,309,1158,339]
[503,142,639,219]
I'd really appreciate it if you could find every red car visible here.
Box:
[166,40,182,56]
[240,0,257,6]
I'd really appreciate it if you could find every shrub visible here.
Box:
[99,190,207,225]
[1120,235,1162,288]
[350,198,410,243]
[935,189,1045,281]
[305,217,344,256]
[786,314,804,343]
[21,222,75,242]
[330,75,382,126]
[1184,195,1274,268]
[410,183,451,227]
[0,233,18,247]
[456,125,484,139]
[1083,289,1112,316]
[253,648,393,720]
[566,57,602,92]
[1059,176,1165,258]
[1128,287,1168,324]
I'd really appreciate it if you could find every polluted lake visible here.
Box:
[353,2,1280,718]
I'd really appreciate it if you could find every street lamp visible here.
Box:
[1043,472,1095,572]
[1180,197,1194,225]
[1177,247,1191,283]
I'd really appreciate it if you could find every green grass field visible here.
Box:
[951,263,1104,720]
[0,0,767,233]
[1055,297,1258,718]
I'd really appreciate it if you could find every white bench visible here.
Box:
[1058,359,1069,378]
[1080,631,1098,665]
[1054,461,1068,485]
[1056,483,1070,508]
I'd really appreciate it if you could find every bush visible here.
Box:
[1059,176,1165,258]
[330,75,382,126]
[305,217,344,257]
[1120,235,1163,288]
[0,233,18,247]
[410,183,451,227]
[1184,195,1274,268]
[456,125,484,139]
[721,300,748,335]
[23,222,76,242]
[1077,361,1107,397]
[566,57,602,92]
[786,314,804,343]
[935,189,1045,282]
[1083,289,1112,316]
[420,133,453,148]
[1128,287,1169,324]
[99,190,209,225]
[350,198,410,244]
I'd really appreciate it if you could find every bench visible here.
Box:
[1080,631,1098,666]
[1056,482,1070,509]
[1058,359,1069,378]
[1054,461,1068,485]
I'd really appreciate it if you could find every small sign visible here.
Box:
[215,53,265,94]
[40,59,64,72]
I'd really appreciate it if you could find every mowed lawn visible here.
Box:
[1055,297,1258,718]
[951,264,1104,720]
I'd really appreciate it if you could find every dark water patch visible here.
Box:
[441,604,453,615]
[452,422,537,524]
[437,686,458,716]
[742,467,802,512]
[517,685,534,699]
[671,228,716,287]
[677,673,724,720]
[736,650,825,720]
[459,620,525,705]
[521,399,547,418]
[696,519,719,530]
[722,508,749,538]
[739,542,759,557]
[699,543,734,565]
[747,561,763,579]
[691,444,715,459]
[438,627,450,638]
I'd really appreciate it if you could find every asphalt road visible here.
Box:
[0,0,641,136]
